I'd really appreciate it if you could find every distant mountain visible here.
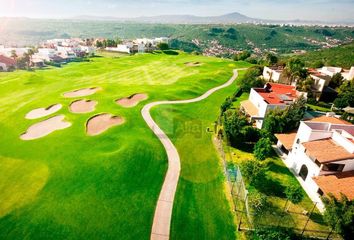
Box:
[72,12,354,25]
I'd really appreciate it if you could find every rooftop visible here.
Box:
[314,170,354,200]
[255,83,298,105]
[302,138,354,163]
[275,132,297,150]
[240,100,259,117]
[309,116,352,126]
[0,55,16,66]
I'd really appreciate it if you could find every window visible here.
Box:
[315,160,321,167]
[322,163,345,172]
[296,138,300,144]
[317,188,324,196]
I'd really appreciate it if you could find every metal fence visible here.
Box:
[215,136,342,239]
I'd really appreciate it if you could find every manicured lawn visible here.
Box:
[151,69,250,240]
[306,103,332,112]
[0,51,250,239]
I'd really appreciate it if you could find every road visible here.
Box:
[141,69,240,240]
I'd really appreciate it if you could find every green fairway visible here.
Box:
[0,52,250,239]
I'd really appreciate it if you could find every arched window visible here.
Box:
[299,164,308,181]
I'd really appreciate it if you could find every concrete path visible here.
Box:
[142,69,240,240]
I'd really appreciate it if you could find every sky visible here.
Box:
[0,0,353,21]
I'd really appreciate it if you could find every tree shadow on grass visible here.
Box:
[267,161,294,178]
[233,142,254,153]
[163,50,179,55]
[254,176,286,198]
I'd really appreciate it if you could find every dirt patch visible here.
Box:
[116,93,148,108]
[69,99,97,113]
[63,87,101,98]
[20,115,71,140]
[86,113,125,136]
[25,104,62,119]
[185,62,202,67]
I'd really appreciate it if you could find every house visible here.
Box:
[319,66,342,77]
[240,83,306,129]
[275,116,354,211]
[0,55,16,71]
[341,66,354,81]
[308,68,337,102]
[262,66,287,83]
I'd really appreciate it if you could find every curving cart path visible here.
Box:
[142,69,241,240]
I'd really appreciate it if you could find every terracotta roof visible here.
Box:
[302,138,354,163]
[241,100,259,116]
[309,116,352,125]
[314,171,354,200]
[255,83,298,105]
[0,55,16,66]
[275,132,297,150]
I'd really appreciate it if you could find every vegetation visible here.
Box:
[0,52,250,239]
[284,185,304,210]
[293,42,354,68]
[323,194,354,240]
[334,79,354,108]
[253,138,273,160]
[239,66,264,92]
[157,42,169,50]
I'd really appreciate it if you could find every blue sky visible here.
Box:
[0,0,353,21]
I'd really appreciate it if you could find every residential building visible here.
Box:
[241,83,306,128]
[262,66,287,83]
[275,116,354,211]
[308,68,337,102]
[0,55,16,71]
[342,66,354,81]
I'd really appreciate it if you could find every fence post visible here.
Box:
[301,202,317,237]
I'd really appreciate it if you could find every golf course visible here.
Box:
[0,51,250,239]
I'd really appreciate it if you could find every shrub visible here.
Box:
[240,159,265,185]
[249,190,268,214]
[254,138,273,160]
[285,185,304,206]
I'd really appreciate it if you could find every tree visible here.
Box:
[334,79,354,108]
[239,66,265,92]
[11,50,18,60]
[234,51,251,61]
[241,126,260,143]
[284,185,304,211]
[265,53,278,66]
[220,97,233,114]
[157,42,169,51]
[284,58,307,85]
[223,109,248,145]
[329,73,344,90]
[323,194,354,240]
[254,138,273,160]
[297,76,314,94]
[240,159,265,185]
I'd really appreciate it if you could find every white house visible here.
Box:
[262,66,287,83]
[241,83,306,129]
[319,66,342,77]
[275,116,354,211]
[342,67,354,81]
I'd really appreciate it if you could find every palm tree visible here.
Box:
[11,50,18,60]
[285,58,307,85]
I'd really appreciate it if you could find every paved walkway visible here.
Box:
[141,69,240,240]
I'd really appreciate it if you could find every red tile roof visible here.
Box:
[256,83,298,104]
[309,116,352,126]
[302,138,354,163]
[0,55,16,66]
[314,171,354,200]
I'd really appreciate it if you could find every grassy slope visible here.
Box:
[288,42,354,68]
[151,68,250,240]
[0,52,242,239]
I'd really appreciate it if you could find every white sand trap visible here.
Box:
[21,115,71,140]
[69,99,97,113]
[86,113,125,136]
[25,104,62,119]
[63,87,101,98]
[185,62,202,67]
[116,93,148,108]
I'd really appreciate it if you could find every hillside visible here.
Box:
[289,42,354,68]
[1,18,354,54]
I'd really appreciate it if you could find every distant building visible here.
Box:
[275,116,354,211]
[0,55,16,71]
[241,83,307,128]
[308,68,337,102]
[342,67,354,81]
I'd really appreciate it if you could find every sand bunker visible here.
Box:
[25,104,62,119]
[63,87,101,98]
[116,93,148,108]
[86,113,125,136]
[21,115,71,140]
[69,99,97,113]
[185,62,203,67]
